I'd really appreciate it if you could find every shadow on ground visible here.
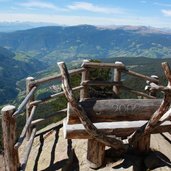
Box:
[106,148,171,171]
[31,125,171,171]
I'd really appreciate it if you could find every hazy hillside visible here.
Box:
[1,25,171,105]
[0,47,47,105]
[0,25,171,66]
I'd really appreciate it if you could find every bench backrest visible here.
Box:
[67,99,162,124]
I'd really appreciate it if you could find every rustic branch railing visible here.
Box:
[1,60,164,171]
[13,86,37,117]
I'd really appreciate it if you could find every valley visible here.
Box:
[0,24,171,106]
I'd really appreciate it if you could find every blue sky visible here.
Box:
[0,0,171,28]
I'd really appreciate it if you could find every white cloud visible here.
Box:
[162,9,171,16]
[18,1,61,10]
[0,12,171,28]
[67,2,125,14]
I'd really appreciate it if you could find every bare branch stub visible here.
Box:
[162,62,171,86]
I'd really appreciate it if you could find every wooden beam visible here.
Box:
[31,108,67,126]
[20,127,37,171]
[63,119,171,139]
[14,106,37,149]
[13,86,37,117]
[123,69,159,84]
[81,80,121,86]
[67,99,162,124]
[121,85,156,99]
[82,62,125,69]
[32,68,85,86]
[30,85,84,106]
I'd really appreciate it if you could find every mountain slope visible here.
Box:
[0,47,46,105]
[0,25,171,65]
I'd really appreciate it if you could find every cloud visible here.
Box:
[18,1,60,10]
[0,12,171,28]
[162,9,171,16]
[67,2,125,14]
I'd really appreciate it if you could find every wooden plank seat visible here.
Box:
[58,61,171,169]
[65,98,171,139]
[64,119,171,139]
[64,98,171,168]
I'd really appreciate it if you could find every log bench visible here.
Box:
[63,98,171,168]
[58,61,171,169]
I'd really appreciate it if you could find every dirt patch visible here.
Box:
[1,124,171,171]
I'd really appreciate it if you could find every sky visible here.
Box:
[0,0,171,28]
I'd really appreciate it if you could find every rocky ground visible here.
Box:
[1,122,171,171]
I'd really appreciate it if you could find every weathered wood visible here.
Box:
[132,135,150,153]
[67,99,162,124]
[113,61,123,95]
[87,139,105,169]
[58,61,126,153]
[129,62,171,146]
[35,120,63,137]
[123,69,159,84]
[31,108,67,126]
[30,85,84,106]
[81,80,121,86]
[26,77,35,140]
[63,119,171,139]
[20,127,37,171]
[1,105,20,171]
[147,75,159,97]
[162,62,171,84]
[82,62,126,69]
[80,60,90,100]
[13,86,37,117]
[121,85,156,99]
[15,106,37,149]
[32,67,85,86]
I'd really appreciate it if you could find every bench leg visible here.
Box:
[133,135,150,153]
[87,139,105,169]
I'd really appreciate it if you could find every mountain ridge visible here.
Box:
[0,25,171,65]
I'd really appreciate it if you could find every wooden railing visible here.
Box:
[1,60,160,171]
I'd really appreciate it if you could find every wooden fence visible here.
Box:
[1,60,162,171]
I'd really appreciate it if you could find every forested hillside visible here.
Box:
[0,47,47,105]
[1,25,171,105]
[0,25,171,66]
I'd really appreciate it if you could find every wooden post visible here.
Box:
[80,60,90,101]
[113,61,123,96]
[132,135,150,154]
[1,105,20,171]
[133,76,159,153]
[26,77,35,140]
[87,139,105,169]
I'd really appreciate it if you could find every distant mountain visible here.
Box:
[0,47,46,105]
[0,25,171,66]
[0,22,58,32]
